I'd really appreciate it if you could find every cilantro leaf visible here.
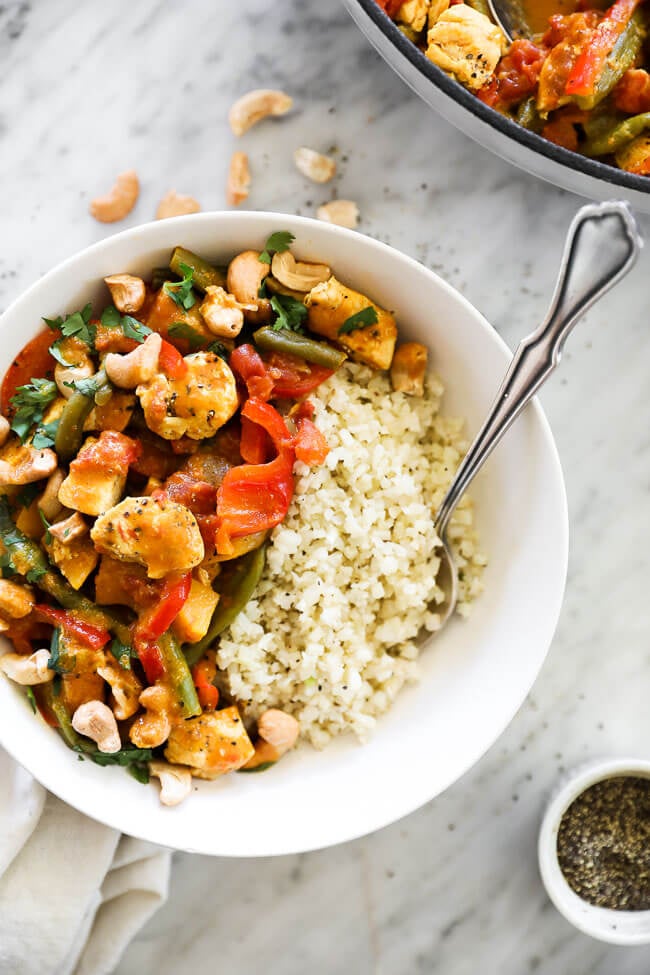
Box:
[47,628,70,675]
[207,341,229,360]
[122,316,152,344]
[73,375,103,398]
[270,294,307,334]
[338,306,379,335]
[84,746,154,785]
[48,340,72,367]
[32,420,59,450]
[25,687,37,713]
[26,566,47,583]
[259,231,295,265]
[110,637,134,671]
[163,262,196,311]
[44,304,95,347]
[127,764,151,784]
[10,379,58,442]
[38,508,52,544]
[100,305,122,328]
[168,322,205,351]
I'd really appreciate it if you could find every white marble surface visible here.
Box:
[2,1,650,972]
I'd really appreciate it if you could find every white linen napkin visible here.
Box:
[0,748,171,975]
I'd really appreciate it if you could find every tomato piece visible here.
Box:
[158,339,188,378]
[71,430,141,475]
[374,0,402,16]
[565,0,642,98]
[295,417,329,466]
[478,40,547,110]
[163,472,217,514]
[1,329,56,415]
[34,605,111,650]
[240,415,270,464]
[230,344,274,401]
[265,352,333,399]
[135,572,193,644]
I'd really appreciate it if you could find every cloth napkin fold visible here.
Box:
[0,748,171,975]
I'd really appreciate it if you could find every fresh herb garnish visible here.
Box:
[258,279,269,299]
[48,341,72,367]
[338,306,379,335]
[100,305,151,344]
[32,420,59,450]
[163,262,196,311]
[44,303,95,348]
[38,508,52,544]
[47,628,70,675]
[10,379,58,442]
[270,294,308,334]
[109,637,134,671]
[100,305,122,328]
[207,341,229,360]
[84,747,154,785]
[25,687,37,713]
[259,231,295,265]
[73,375,104,398]
[168,322,205,351]
[127,763,151,785]
[26,566,47,583]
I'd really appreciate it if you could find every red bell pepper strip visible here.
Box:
[295,416,329,466]
[230,345,274,401]
[133,639,166,683]
[374,0,403,15]
[565,0,642,97]
[158,338,188,378]
[135,572,192,644]
[265,352,334,399]
[192,658,219,711]
[1,330,56,415]
[34,605,111,650]
[240,415,270,464]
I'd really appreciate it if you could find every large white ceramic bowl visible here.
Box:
[0,212,568,856]
[342,0,650,214]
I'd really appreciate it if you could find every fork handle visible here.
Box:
[435,201,642,537]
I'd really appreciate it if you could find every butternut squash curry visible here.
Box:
[376,0,650,174]
[0,234,427,806]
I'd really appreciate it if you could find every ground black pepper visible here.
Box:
[557,776,650,910]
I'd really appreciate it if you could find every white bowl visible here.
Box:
[0,212,568,856]
[342,0,650,214]
[539,758,650,945]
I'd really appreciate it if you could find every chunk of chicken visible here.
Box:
[305,276,397,370]
[171,577,220,644]
[426,5,506,90]
[164,706,255,779]
[44,532,99,590]
[137,351,238,441]
[397,0,430,32]
[390,342,428,395]
[90,495,205,579]
[58,432,138,517]
[0,443,57,488]
[0,579,35,619]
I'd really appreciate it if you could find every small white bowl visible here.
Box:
[539,757,650,946]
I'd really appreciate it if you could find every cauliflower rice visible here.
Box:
[217,362,486,748]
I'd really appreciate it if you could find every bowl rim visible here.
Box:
[353,0,650,197]
[0,211,569,854]
[538,757,650,945]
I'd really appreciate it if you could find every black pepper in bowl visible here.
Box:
[557,776,650,911]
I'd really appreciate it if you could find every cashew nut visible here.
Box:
[0,649,52,685]
[294,147,337,184]
[89,170,140,224]
[200,286,255,338]
[0,579,35,619]
[72,700,121,753]
[226,251,271,323]
[156,190,201,220]
[0,415,10,448]
[149,760,193,807]
[129,684,173,749]
[104,332,162,389]
[97,659,142,720]
[54,341,95,399]
[390,342,428,396]
[48,511,88,543]
[38,469,65,521]
[0,446,57,487]
[104,274,146,314]
[226,151,251,207]
[271,251,331,293]
[258,709,300,754]
[228,88,293,136]
[316,200,360,229]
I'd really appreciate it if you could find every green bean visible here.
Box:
[151,266,177,290]
[584,111,650,156]
[169,247,227,293]
[574,9,646,112]
[253,326,347,370]
[41,683,95,752]
[54,368,110,462]
[516,98,544,133]
[184,545,266,667]
[158,631,201,717]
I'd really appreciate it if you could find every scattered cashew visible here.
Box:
[0,415,10,448]
[0,446,57,487]
[104,274,146,314]
[316,200,360,229]
[294,147,337,184]
[200,286,256,338]
[89,170,140,224]
[271,251,331,293]
[156,190,201,220]
[97,659,143,721]
[104,332,162,389]
[0,578,34,619]
[55,345,94,400]
[72,700,121,753]
[38,469,66,521]
[226,151,251,207]
[129,684,173,749]
[226,251,271,323]
[390,342,428,396]
[258,709,300,753]
[149,760,193,807]
[48,511,88,543]
[228,88,293,136]
[0,649,52,685]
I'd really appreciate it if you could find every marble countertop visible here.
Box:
[2,1,650,972]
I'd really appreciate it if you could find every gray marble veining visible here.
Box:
[1,1,649,972]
